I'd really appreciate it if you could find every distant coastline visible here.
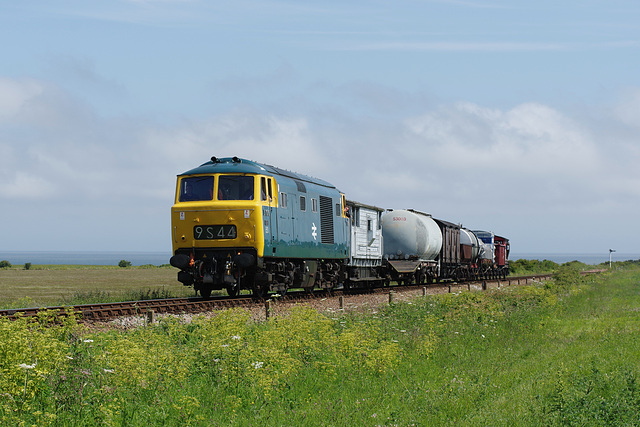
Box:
[0,251,171,266]
[0,251,638,267]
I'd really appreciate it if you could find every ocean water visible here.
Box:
[0,251,171,266]
[1,251,638,266]
[510,253,640,265]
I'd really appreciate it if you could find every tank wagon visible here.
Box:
[170,157,510,297]
[380,209,442,285]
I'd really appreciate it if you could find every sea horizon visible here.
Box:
[0,250,638,267]
[0,251,172,266]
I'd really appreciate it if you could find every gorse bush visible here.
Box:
[510,258,559,275]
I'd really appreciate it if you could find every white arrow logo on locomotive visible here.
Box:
[311,223,317,240]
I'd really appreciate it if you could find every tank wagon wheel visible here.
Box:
[200,288,212,299]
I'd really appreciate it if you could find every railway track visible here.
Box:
[0,274,553,322]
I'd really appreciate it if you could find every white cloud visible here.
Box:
[1,74,640,252]
[0,172,57,199]
[0,77,44,120]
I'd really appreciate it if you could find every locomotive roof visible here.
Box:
[179,156,337,189]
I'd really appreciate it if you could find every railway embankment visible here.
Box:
[2,264,639,424]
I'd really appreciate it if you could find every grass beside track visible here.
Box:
[1,263,640,425]
[0,265,194,308]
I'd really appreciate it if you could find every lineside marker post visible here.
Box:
[339,296,344,310]
[265,300,271,320]
[146,309,154,325]
[389,291,395,304]
[482,281,487,291]
[423,287,427,297]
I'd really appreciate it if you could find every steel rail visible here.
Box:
[0,274,554,321]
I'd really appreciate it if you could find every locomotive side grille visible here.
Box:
[319,196,334,244]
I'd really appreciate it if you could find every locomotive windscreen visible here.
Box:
[218,175,255,200]
[179,176,214,201]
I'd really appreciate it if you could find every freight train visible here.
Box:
[170,157,510,298]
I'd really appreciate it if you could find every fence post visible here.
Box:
[482,281,487,291]
[339,295,344,310]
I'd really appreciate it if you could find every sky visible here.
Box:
[1,0,639,257]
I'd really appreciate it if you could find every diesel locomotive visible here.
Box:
[170,156,509,297]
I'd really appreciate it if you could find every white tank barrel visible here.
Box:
[460,228,480,260]
[381,209,442,261]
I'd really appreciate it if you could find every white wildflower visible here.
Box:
[231,335,241,340]
[251,361,264,369]
[18,363,36,370]
[103,369,115,374]
[83,339,94,343]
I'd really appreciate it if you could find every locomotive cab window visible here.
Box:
[300,196,306,211]
[179,176,214,202]
[218,175,254,200]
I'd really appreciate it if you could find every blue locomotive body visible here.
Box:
[170,157,349,297]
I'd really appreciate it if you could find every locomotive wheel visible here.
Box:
[252,283,267,299]
[200,287,212,299]
[226,284,238,297]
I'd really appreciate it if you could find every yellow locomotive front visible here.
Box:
[170,158,277,297]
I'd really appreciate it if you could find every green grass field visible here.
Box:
[0,265,194,309]
[2,262,639,425]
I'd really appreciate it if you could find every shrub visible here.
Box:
[24,263,31,270]
[0,260,11,269]
[118,260,132,268]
